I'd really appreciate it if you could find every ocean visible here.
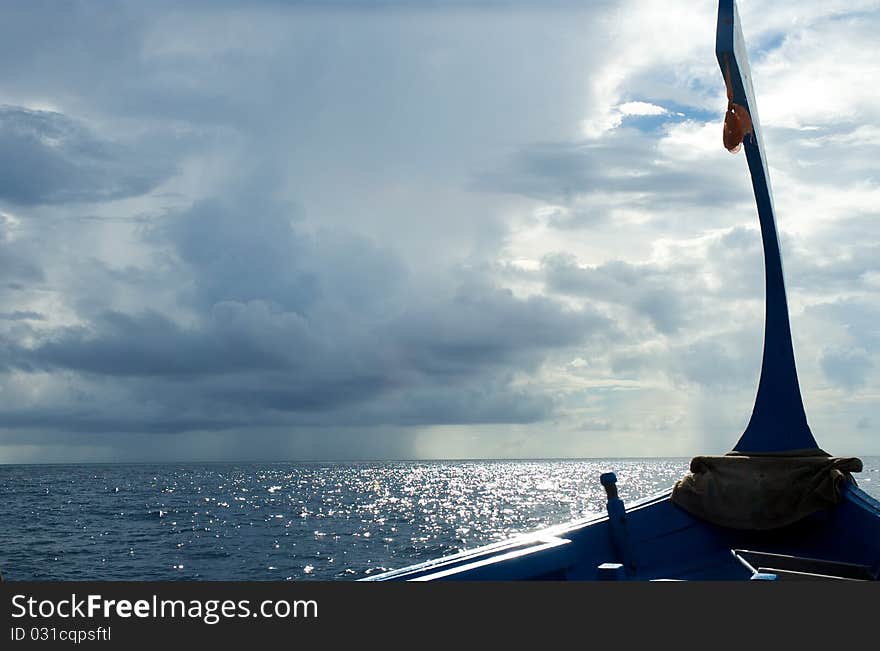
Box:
[1,457,877,581]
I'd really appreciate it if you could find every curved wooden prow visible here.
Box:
[716,0,820,453]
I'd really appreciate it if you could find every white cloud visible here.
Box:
[618,101,668,117]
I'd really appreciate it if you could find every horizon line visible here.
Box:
[2,452,879,467]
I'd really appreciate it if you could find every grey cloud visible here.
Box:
[807,299,880,352]
[704,226,764,299]
[0,311,44,321]
[473,130,751,222]
[403,387,553,426]
[787,216,880,295]
[820,346,873,389]
[1,216,45,284]
[606,326,763,391]
[157,198,410,319]
[579,419,611,431]
[388,284,613,377]
[701,218,880,302]
[769,123,880,189]
[0,106,173,205]
[608,351,649,379]
[158,198,319,313]
[0,247,44,285]
[673,338,759,389]
[543,254,696,334]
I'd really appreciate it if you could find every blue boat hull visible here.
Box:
[364,482,880,581]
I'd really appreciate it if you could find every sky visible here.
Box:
[1,0,879,463]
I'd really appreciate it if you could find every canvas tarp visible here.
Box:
[670,449,862,530]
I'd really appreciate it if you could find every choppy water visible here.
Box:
[1,458,877,581]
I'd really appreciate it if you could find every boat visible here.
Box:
[363,0,880,582]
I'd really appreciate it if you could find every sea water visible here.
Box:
[1,457,877,581]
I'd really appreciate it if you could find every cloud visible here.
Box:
[619,101,668,117]
[12,307,298,377]
[0,212,45,285]
[0,311,44,321]
[3,189,614,438]
[542,254,695,334]
[473,126,752,228]
[0,106,174,205]
[806,299,880,352]
[1,0,879,460]
[820,346,873,389]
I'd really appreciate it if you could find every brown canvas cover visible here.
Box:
[670,449,862,530]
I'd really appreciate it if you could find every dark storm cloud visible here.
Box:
[3,192,614,433]
[7,286,610,427]
[0,107,173,205]
[208,375,394,414]
[0,408,249,435]
[12,307,297,377]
